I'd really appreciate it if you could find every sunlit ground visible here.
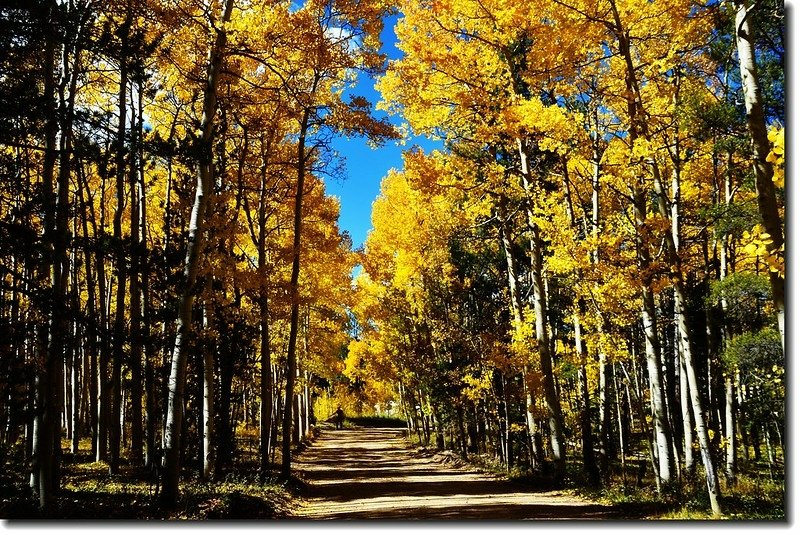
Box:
[293,428,621,520]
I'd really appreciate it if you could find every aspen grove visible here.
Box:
[0,0,785,519]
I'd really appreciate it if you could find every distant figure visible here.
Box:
[334,406,345,430]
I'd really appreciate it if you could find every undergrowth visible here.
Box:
[0,441,295,520]
[578,468,785,520]
[402,432,784,520]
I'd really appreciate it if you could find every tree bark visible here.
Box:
[70,319,80,455]
[719,152,735,485]
[588,126,614,477]
[61,29,82,460]
[257,160,274,478]
[31,0,60,510]
[574,311,600,485]
[128,76,144,466]
[529,224,566,474]
[215,334,235,477]
[281,106,311,480]
[724,375,736,485]
[160,0,234,507]
[734,0,784,347]
[109,0,132,475]
[607,0,676,486]
[680,354,695,475]
[517,140,566,475]
[201,293,214,481]
[138,88,156,470]
[259,285,273,478]
[95,167,109,463]
[497,196,539,470]
[77,172,99,459]
[647,88,722,516]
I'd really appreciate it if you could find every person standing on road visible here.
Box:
[334,406,345,429]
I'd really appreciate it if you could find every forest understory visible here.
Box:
[0,420,785,520]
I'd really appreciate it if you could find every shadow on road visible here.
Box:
[293,427,632,520]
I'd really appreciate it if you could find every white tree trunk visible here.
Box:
[725,376,736,484]
[517,139,566,473]
[680,357,694,473]
[160,0,234,506]
[202,298,214,480]
[734,0,785,346]
[497,197,539,469]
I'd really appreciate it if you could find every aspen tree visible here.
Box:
[160,0,234,507]
[733,0,784,347]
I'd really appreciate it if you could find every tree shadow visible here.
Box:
[301,501,628,520]
[295,428,631,520]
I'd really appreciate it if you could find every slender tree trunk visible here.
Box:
[299,318,310,440]
[675,286,722,514]
[49,0,84,494]
[455,403,467,456]
[96,167,109,462]
[635,120,674,490]
[529,223,565,474]
[31,0,60,509]
[281,107,311,480]
[574,311,599,486]
[259,284,273,478]
[160,0,233,507]
[668,94,685,477]
[734,0,784,346]
[216,336,234,477]
[70,317,80,455]
[201,293,214,481]
[256,155,274,478]
[613,366,628,489]
[680,355,695,475]
[623,358,662,493]
[128,77,144,466]
[138,97,156,470]
[291,374,300,445]
[646,81,722,513]
[598,350,613,473]
[62,39,82,457]
[76,172,100,459]
[724,375,736,485]
[500,374,511,470]
[467,401,479,454]
[109,0,132,474]
[606,1,679,487]
[497,196,539,470]
[433,406,445,450]
[517,140,566,475]
[587,130,614,478]
[144,351,156,468]
[763,424,774,481]
[662,145,722,513]
[718,152,735,486]
[271,374,281,467]
[303,373,311,438]
[504,52,564,474]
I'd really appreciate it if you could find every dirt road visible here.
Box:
[291,427,627,520]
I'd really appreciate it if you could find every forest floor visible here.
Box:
[1,427,781,520]
[290,427,637,520]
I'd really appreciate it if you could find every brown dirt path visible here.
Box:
[290,427,628,520]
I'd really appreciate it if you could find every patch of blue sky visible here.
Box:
[327,13,442,250]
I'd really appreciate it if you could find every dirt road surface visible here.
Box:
[291,427,628,520]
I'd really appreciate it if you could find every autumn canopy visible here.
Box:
[0,0,784,520]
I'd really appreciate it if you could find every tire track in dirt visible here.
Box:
[291,427,629,520]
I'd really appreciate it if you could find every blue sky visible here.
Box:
[326,13,440,250]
